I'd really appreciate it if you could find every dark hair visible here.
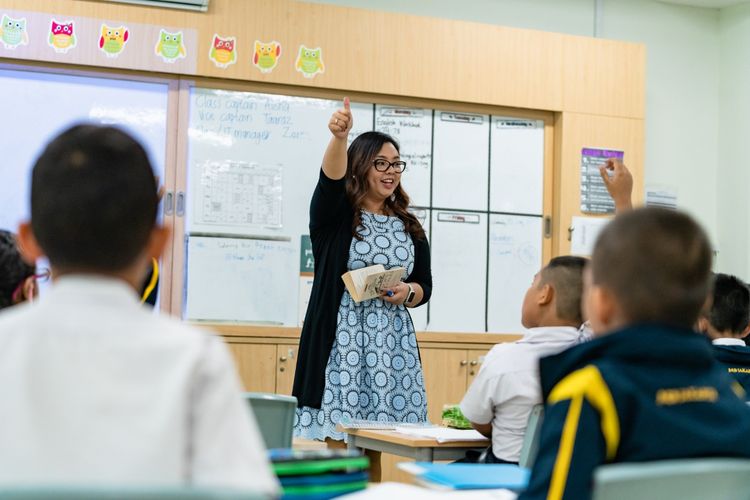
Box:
[591,207,712,329]
[345,131,425,241]
[0,230,35,309]
[540,256,588,325]
[707,273,750,335]
[31,124,158,272]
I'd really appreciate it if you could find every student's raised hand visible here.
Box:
[599,158,633,212]
[328,97,353,140]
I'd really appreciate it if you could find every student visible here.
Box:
[520,208,750,500]
[0,125,278,493]
[459,256,586,464]
[0,229,42,309]
[698,273,750,396]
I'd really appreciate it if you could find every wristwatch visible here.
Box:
[405,283,416,306]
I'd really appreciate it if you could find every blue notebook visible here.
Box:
[411,463,530,490]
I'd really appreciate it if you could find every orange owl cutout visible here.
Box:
[253,40,281,74]
[98,24,129,58]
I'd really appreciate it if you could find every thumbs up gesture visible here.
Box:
[329,97,353,139]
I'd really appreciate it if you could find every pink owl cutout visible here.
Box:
[48,19,76,54]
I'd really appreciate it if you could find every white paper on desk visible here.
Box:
[394,426,487,443]
[570,216,612,256]
[339,482,517,499]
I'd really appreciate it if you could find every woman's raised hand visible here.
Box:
[329,97,353,139]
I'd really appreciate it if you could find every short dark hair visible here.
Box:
[707,273,750,335]
[0,230,35,309]
[591,207,712,329]
[540,256,588,325]
[31,125,158,272]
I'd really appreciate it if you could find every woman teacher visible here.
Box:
[293,98,432,478]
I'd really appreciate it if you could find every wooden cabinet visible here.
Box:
[276,345,298,395]
[420,347,490,423]
[227,342,277,393]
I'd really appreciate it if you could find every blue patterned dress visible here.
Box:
[294,211,428,441]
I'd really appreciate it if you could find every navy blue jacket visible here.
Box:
[520,324,750,500]
[713,344,750,399]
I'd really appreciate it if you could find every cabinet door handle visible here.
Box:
[470,360,478,366]
[279,367,285,372]
[460,360,468,366]
[279,356,287,362]
[470,370,475,376]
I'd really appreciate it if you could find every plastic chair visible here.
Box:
[518,404,544,468]
[244,392,297,450]
[0,486,268,499]
[592,458,750,500]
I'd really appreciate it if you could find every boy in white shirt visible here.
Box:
[460,256,586,464]
[0,124,278,493]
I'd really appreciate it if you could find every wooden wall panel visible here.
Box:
[552,111,645,256]
[2,0,644,118]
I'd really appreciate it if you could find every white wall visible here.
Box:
[718,4,750,279]
[311,0,729,272]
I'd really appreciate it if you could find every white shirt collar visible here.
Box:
[712,337,747,346]
[518,326,582,344]
[43,275,141,306]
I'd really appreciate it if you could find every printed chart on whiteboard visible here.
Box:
[196,160,283,228]
[580,148,623,214]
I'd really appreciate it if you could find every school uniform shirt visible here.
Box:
[459,326,582,462]
[0,275,278,493]
[712,337,750,399]
[520,324,750,500]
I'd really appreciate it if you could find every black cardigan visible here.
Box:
[292,170,433,409]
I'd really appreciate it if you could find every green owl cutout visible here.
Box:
[99,24,129,58]
[155,29,185,63]
[0,15,29,50]
[295,45,324,79]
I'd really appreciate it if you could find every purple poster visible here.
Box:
[580,147,624,214]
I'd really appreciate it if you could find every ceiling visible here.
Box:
[657,0,749,8]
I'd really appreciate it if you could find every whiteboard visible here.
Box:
[375,105,432,207]
[486,214,543,332]
[0,67,168,233]
[186,87,373,240]
[490,117,544,215]
[428,211,487,332]
[432,112,489,211]
[184,236,297,324]
[407,208,431,331]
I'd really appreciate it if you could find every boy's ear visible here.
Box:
[16,222,44,262]
[696,317,710,334]
[538,283,554,306]
[146,224,171,261]
[740,323,750,339]
[590,285,617,334]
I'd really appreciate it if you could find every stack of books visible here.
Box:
[269,448,370,499]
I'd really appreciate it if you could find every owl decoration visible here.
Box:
[155,30,185,63]
[0,15,28,50]
[48,19,76,53]
[208,34,237,68]
[99,24,129,58]
[253,40,281,74]
[295,45,324,79]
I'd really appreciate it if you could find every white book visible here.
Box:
[341,264,405,303]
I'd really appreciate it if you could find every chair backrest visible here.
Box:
[592,458,750,500]
[518,404,544,469]
[0,486,267,499]
[244,392,297,450]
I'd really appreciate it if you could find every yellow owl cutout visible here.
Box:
[253,40,281,74]
[295,45,324,79]
[98,24,129,58]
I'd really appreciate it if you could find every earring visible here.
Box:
[390,193,396,202]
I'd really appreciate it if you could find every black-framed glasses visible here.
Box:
[372,159,407,173]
